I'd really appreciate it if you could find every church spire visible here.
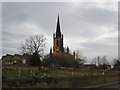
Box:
[56,15,61,38]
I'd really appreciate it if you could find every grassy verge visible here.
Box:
[2,66,120,88]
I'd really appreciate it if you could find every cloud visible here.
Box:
[2,2,118,63]
[2,0,119,2]
[0,2,2,59]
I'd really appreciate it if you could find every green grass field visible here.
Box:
[2,65,120,88]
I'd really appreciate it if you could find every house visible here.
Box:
[98,64,111,70]
[2,54,31,65]
[83,64,98,70]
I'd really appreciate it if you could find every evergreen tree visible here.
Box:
[29,51,41,66]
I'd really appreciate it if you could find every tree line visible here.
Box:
[19,34,119,69]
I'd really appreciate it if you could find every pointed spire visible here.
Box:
[56,15,61,38]
[67,46,69,53]
[50,47,52,55]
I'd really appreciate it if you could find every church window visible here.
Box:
[57,40,58,46]
[57,48,58,52]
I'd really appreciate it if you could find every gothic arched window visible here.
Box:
[57,40,58,46]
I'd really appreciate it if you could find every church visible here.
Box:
[50,15,75,58]
[46,15,79,68]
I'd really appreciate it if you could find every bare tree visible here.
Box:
[75,50,86,65]
[97,56,101,66]
[99,56,110,70]
[91,56,101,66]
[102,56,109,65]
[19,34,46,55]
[113,58,120,70]
[91,57,97,65]
[113,58,119,65]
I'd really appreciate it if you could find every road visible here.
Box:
[100,82,120,88]
[84,82,120,88]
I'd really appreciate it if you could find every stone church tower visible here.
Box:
[53,15,64,55]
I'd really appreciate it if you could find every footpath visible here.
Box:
[82,81,119,88]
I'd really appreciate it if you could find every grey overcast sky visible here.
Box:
[1,2,118,63]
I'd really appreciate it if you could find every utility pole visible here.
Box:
[103,56,106,83]
[97,56,100,67]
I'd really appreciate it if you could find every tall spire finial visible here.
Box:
[56,15,61,38]
[57,14,59,26]
[58,14,59,20]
